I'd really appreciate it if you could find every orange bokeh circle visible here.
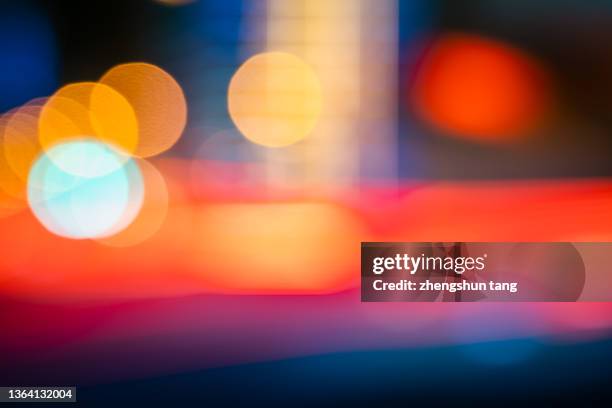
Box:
[99,63,187,157]
[38,82,138,156]
[410,33,551,142]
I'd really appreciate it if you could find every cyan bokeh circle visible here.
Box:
[27,140,144,239]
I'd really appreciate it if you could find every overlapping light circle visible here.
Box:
[38,82,139,162]
[4,105,45,183]
[0,62,183,243]
[27,140,144,240]
[0,113,29,216]
[0,108,31,203]
[97,158,169,247]
[99,63,187,157]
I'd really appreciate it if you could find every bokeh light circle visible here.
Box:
[27,140,144,239]
[228,52,322,148]
[38,82,138,161]
[97,159,168,247]
[99,63,187,157]
[4,105,44,183]
[410,33,550,142]
[0,113,29,215]
[0,109,30,202]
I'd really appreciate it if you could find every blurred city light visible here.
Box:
[228,51,322,148]
[97,158,168,247]
[410,33,551,142]
[27,140,143,239]
[99,63,187,158]
[39,82,138,160]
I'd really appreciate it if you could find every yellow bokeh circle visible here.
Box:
[228,52,322,148]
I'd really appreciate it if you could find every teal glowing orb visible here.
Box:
[27,140,144,239]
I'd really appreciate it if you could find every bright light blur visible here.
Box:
[0,111,30,203]
[4,105,44,183]
[99,63,187,157]
[38,82,138,158]
[410,33,551,142]
[189,202,365,293]
[89,82,139,154]
[97,158,168,247]
[237,0,398,187]
[89,157,146,241]
[3,168,612,299]
[0,61,185,240]
[228,51,322,148]
[2,1,612,395]
[27,140,143,239]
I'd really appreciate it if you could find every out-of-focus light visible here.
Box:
[228,52,322,148]
[90,82,139,154]
[99,63,187,158]
[97,159,168,247]
[0,111,29,203]
[0,189,23,218]
[189,203,364,292]
[38,82,138,159]
[90,159,144,240]
[0,117,28,216]
[0,3,57,111]
[27,140,143,239]
[458,339,541,366]
[43,137,129,179]
[3,105,44,183]
[410,33,550,142]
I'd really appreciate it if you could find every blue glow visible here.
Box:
[458,339,541,366]
[0,2,58,111]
